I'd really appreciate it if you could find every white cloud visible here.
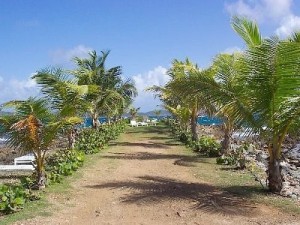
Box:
[225,0,300,37]
[0,74,40,104]
[222,46,243,54]
[225,0,292,22]
[276,14,300,36]
[132,66,169,112]
[50,45,93,65]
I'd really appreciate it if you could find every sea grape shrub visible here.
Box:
[167,119,192,144]
[76,128,106,154]
[216,144,247,169]
[0,184,38,214]
[46,149,85,184]
[194,136,221,157]
[76,120,126,154]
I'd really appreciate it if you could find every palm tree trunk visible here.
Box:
[92,114,98,129]
[35,150,46,189]
[190,109,198,142]
[221,120,232,155]
[267,142,283,192]
[67,128,76,149]
[268,158,282,192]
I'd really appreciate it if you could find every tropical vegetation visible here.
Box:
[0,50,135,214]
[151,17,300,193]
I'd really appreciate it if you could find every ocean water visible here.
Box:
[81,115,223,127]
[0,137,7,146]
[197,116,223,126]
[83,117,107,127]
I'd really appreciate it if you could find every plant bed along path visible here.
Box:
[11,126,300,225]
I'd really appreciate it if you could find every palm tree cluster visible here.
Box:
[150,17,300,193]
[0,50,137,188]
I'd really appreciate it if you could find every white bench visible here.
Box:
[14,154,35,165]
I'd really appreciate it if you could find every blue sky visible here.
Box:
[1,0,300,112]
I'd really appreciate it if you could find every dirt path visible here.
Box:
[13,127,300,225]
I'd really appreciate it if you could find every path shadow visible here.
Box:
[126,126,169,135]
[147,136,173,140]
[86,175,258,216]
[104,151,208,167]
[110,141,171,149]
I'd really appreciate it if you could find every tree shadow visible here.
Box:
[103,151,210,167]
[147,136,173,140]
[126,126,169,135]
[109,141,171,149]
[85,175,259,216]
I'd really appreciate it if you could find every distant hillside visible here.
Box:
[0,111,13,116]
[123,109,171,118]
[139,110,171,117]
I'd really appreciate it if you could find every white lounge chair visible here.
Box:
[138,122,148,126]
[14,154,35,165]
[130,120,138,127]
[150,119,158,126]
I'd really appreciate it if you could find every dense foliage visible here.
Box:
[0,184,39,214]
[167,119,221,157]
[151,17,300,193]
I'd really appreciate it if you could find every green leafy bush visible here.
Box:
[0,184,38,214]
[76,120,126,154]
[46,149,85,184]
[194,136,221,157]
[216,144,247,169]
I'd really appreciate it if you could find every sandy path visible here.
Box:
[13,127,299,225]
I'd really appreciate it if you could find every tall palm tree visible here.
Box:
[32,68,86,148]
[72,50,137,128]
[166,59,215,141]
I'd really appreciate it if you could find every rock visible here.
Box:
[285,144,300,160]
[282,181,290,188]
[291,194,298,200]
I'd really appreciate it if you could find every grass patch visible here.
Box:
[186,151,300,214]
[155,124,300,214]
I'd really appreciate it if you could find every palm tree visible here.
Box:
[32,68,86,149]
[1,98,62,188]
[230,17,300,192]
[72,50,137,128]
[187,17,300,192]
[166,59,215,141]
[129,107,140,120]
[153,109,161,119]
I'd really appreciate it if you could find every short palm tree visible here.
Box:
[231,17,300,192]
[189,17,300,192]
[1,98,62,188]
